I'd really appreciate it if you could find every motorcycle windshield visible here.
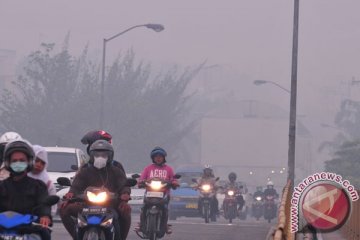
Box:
[0,212,35,229]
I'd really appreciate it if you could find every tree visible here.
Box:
[323,99,360,188]
[0,43,202,171]
[325,140,360,188]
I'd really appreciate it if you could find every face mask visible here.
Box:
[93,157,108,169]
[10,162,28,173]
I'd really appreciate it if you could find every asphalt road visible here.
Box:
[52,214,273,240]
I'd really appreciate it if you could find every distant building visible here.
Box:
[0,49,16,90]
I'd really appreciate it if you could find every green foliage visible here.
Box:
[323,99,360,188]
[0,43,201,171]
[325,140,360,188]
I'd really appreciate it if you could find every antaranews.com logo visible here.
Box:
[291,172,359,233]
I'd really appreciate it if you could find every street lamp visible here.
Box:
[100,23,165,128]
[253,80,290,94]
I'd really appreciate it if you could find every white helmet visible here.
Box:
[0,132,22,144]
[267,181,274,187]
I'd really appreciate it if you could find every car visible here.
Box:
[45,147,88,217]
[169,166,203,220]
[45,147,88,191]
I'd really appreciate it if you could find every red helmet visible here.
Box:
[81,130,112,154]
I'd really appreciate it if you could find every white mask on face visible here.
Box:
[93,157,108,169]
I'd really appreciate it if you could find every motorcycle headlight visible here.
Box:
[201,184,211,192]
[86,191,108,203]
[256,196,262,201]
[150,180,163,190]
[100,218,113,227]
[228,190,234,196]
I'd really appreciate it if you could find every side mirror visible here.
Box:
[215,177,220,181]
[174,174,181,179]
[57,177,72,187]
[126,178,137,187]
[42,195,60,206]
[192,178,198,183]
[131,174,140,179]
[71,165,79,171]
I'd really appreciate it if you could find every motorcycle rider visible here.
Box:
[136,147,178,234]
[0,132,22,180]
[60,140,131,240]
[197,165,219,219]
[28,145,56,196]
[0,140,52,240]
[263,181,279,198]
[253,186,264,200]
[81,130,126,174]
[224,172,245,211]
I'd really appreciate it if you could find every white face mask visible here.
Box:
[93,157,108,169]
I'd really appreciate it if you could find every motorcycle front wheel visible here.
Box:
[83,227,106,240]
[203,203,210,223]
[148,214,158,240]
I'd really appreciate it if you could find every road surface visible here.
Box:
[53,214,273,239]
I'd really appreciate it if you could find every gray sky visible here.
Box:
[1,0,360,169]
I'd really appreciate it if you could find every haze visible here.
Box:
[1,0,360,184]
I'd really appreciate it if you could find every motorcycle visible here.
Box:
[135,174,181,240]
[0,195,59,240]
[222,188,238,223]
[193,177,219,223]
[263,195,277,223]
[57,177,137,240]
[251,195,263,221]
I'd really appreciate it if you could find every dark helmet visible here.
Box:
[89,140,114,165]
[150,147,167,163]
[4,139,34,173]
[81,130,112,154]
[228,172,237,182]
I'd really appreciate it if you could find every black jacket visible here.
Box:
[0,175,51,217]
[70,163,130,196]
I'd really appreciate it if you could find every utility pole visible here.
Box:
[288,0,300,186]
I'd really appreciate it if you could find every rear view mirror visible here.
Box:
[126,178,137,187]
[215,177,220,181]
[174,174,181,179]
[57,177,71,187]
[71,165,79,171]
[192,178,198,183]
[131,174,140,179]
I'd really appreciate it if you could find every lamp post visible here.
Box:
[288,0,300,186]
[100,24,165,128]
[254,0,300,186]
[253,80,290,94]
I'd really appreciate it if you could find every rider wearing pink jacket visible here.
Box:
[137,147,178,235]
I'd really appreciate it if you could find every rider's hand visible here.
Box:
[60,192,74,208]
[40,216,51,228]
[118,201,131,216]
[171,180,179,189]
[64,192,74,199]
[120,193,130,202]
[138,181,145,188]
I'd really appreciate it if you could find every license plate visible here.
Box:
[146,192,164,198]
[82,207,107,214]
[0,234,24,240]
[185,203,198,209]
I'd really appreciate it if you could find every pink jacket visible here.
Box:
[139,164,175,182]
